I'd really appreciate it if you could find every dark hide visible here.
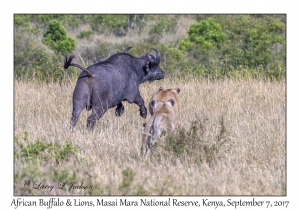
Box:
[64,48,165,129]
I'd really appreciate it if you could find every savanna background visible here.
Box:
[14,14,286,195]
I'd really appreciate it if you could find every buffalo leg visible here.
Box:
[71,102,86,128]
[115,103,124,117]
[134,96,147,118]
[87,106,107,129]
[71,81,90,127]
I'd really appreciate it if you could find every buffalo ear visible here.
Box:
[145,61,150,72]
[145,54,155,72]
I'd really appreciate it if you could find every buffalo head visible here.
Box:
[141,48,164,82]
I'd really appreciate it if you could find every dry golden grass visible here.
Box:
[14,77,286,195]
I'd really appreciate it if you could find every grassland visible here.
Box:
[14,77,286,195]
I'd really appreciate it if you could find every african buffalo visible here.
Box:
[64,48,165,129]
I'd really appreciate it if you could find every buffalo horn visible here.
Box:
[151,48,161,64]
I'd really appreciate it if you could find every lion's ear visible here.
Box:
[171,88,180,94]
[150,100,155,107]
[159,87,163,91]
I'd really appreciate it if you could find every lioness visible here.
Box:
[141,87,180,159]
[149,87,180,125]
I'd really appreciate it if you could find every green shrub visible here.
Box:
[14,29,78,82]
[42,20,76,55]
[14,14,286,81]
[15,131,78,163]
[14,15,30,27]
[77,30,94,40]
[151,116,232,166]
[154,44,187,75]
[180,18,226,51]
[220,15,285,71]
[15,139,78,162]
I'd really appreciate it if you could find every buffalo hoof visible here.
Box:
[86,104,92,111]
[140,109,147,119]
[115,103,124,117]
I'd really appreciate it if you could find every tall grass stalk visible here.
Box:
[14,77,286,195]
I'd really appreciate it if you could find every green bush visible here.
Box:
[15,29,78,82]
[154,44,187,75]
[15,130,78,163]
[42,20,76,55]
[180,18,225,51]
[14,15,30,27]
[220,15,285,69]
[14,14,286,81]
[178,15,285,79]
[77,30,94,40]
[148,15,178,43]
[151,116,232,166]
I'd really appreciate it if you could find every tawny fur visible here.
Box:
[141,87,180,159]
[149,87,180,126]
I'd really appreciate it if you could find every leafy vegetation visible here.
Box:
[77,30,94,40]
[180,18,226,51]
[42,20,76,55]
[179,15,285,80]
[14,28,78,83]
[14,14,286,82]
[14,130,78,163]
[150,116,232,166]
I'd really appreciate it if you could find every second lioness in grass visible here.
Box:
[141,87,180,159]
